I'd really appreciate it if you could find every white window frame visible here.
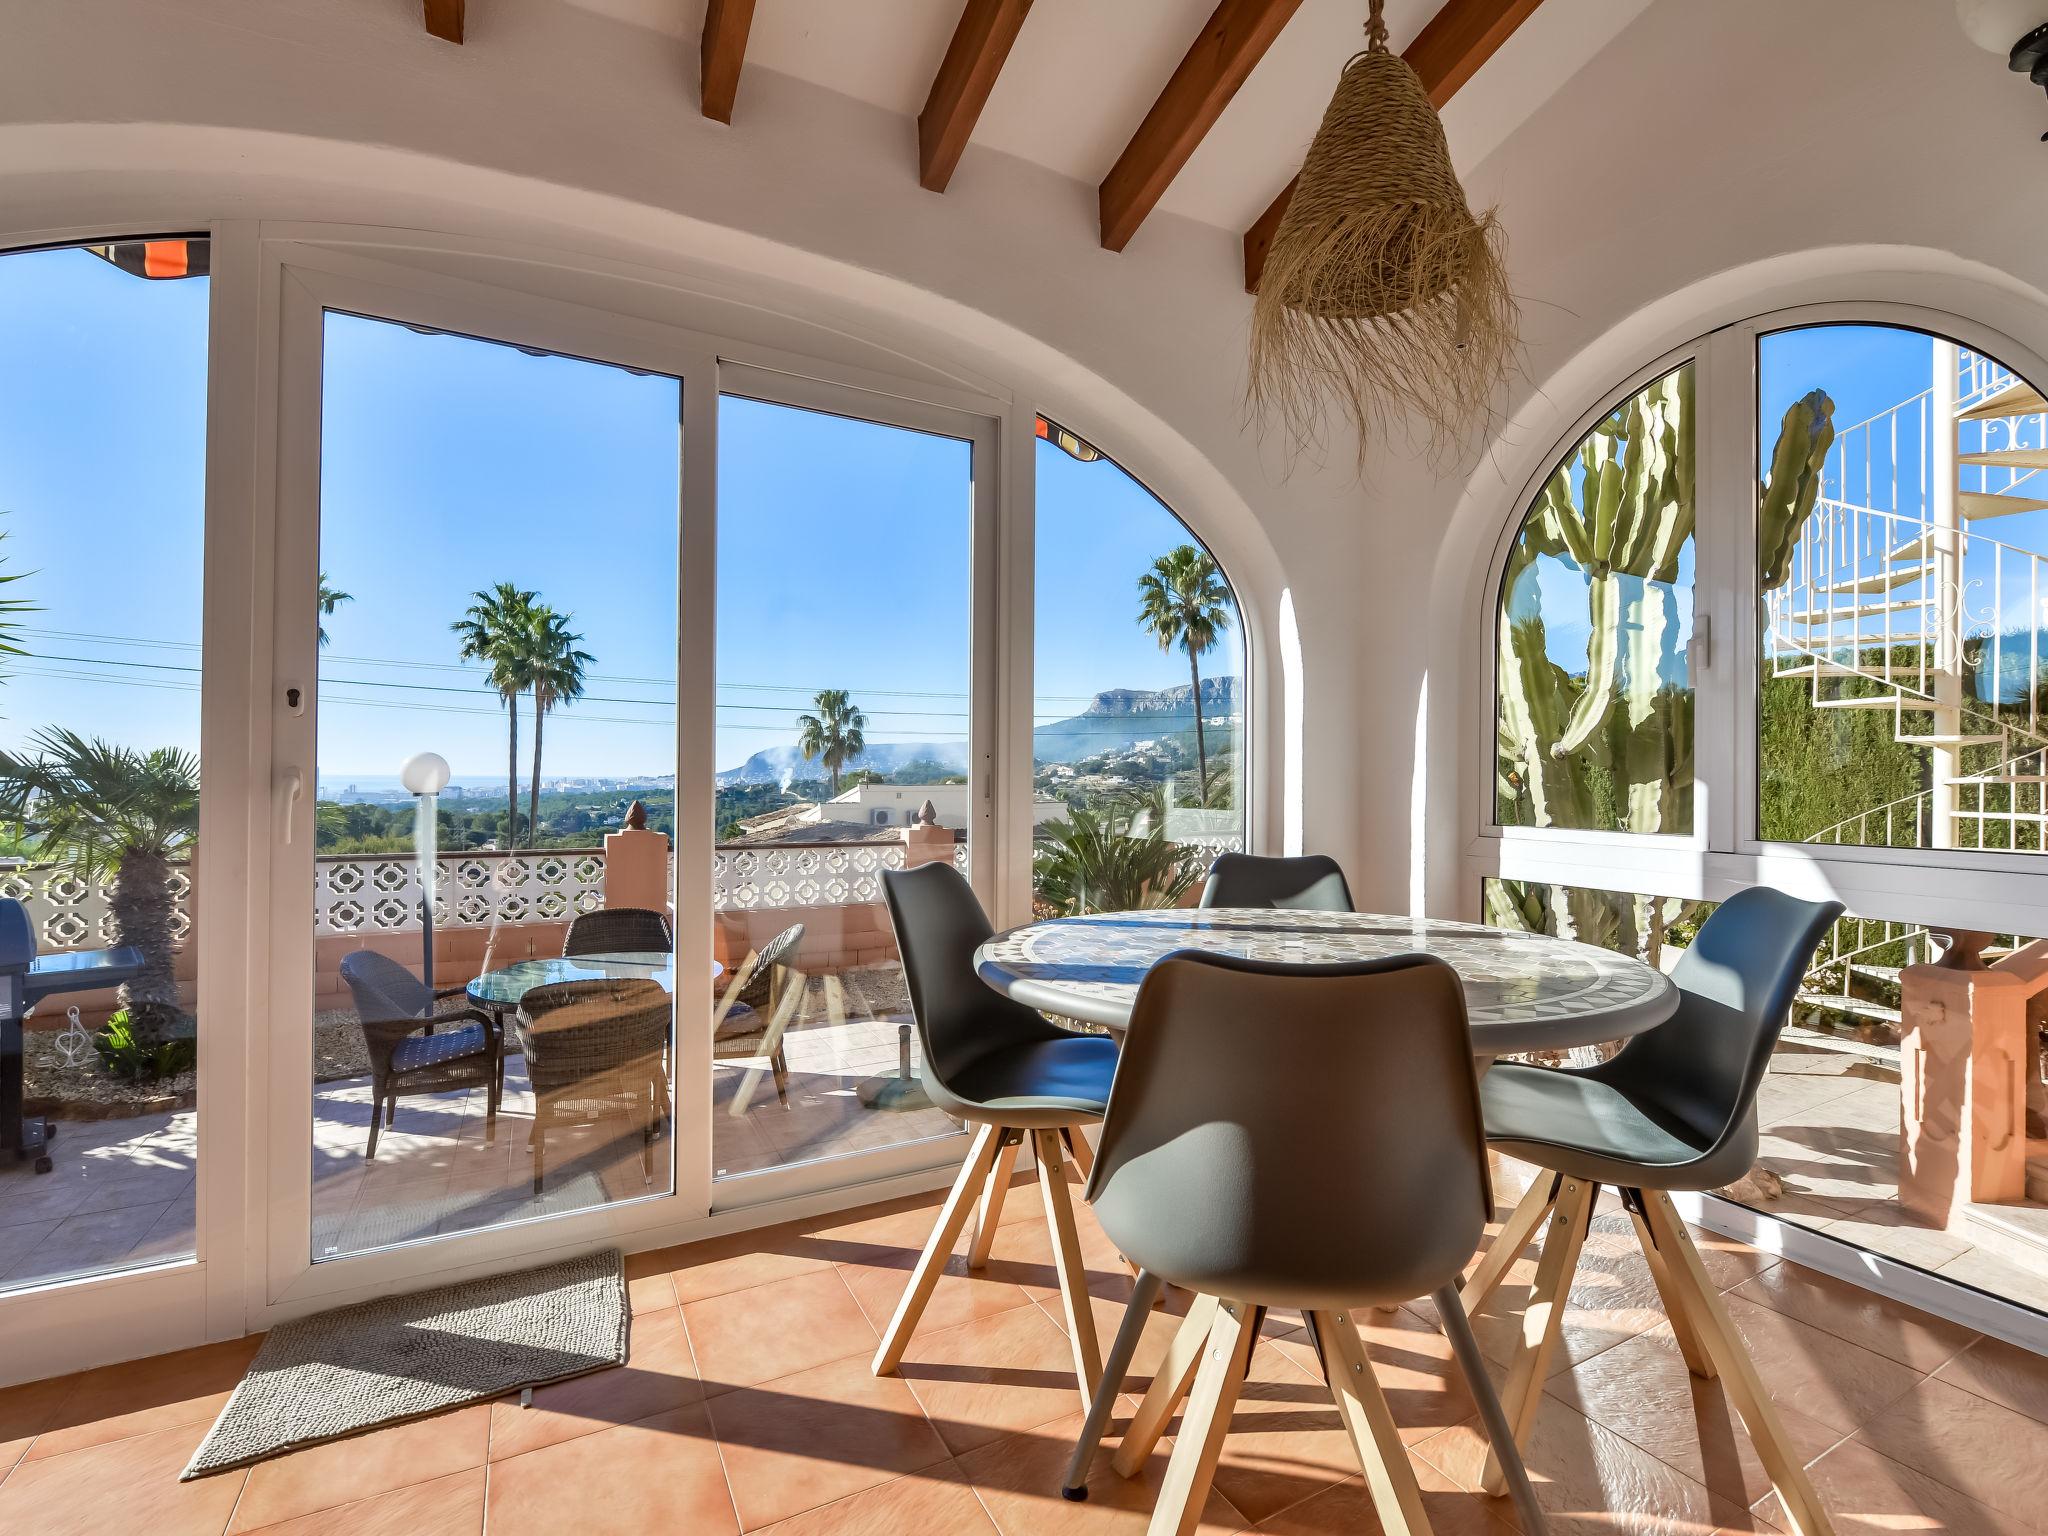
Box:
[1468,300,2048,1351]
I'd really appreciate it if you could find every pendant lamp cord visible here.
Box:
[1364,0,1388,52]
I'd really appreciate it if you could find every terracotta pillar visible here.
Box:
[900,799,955,870]
[603,800,671,912]
[1899,941,2036,1225]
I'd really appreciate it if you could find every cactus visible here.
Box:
[1758,389,1836,592]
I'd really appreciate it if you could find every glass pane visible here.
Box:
[712,394,972,1181]
[314,312,680,1259]
[1032,417,1247,915]
[1495,364,1695,835]
[1484,876,2048,1316]
[0,239,208,1291]
[1759,325,2048,853]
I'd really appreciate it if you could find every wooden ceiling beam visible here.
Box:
[701,0,757,125]
[423,0,463,44]
[1099,0,1306,253]
[919,0,1035,193]
[1242,0,1546,291]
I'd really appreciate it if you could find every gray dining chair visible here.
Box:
[1067,949,1545,1536]
[872,862,1120,1410]
[1199,851,1354,911]
[1464,886,1842,1531]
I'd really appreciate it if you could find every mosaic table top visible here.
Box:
[466,951,713,1009]
[976,908,1676,1055]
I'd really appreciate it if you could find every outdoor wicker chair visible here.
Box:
[562,905,674,958]
[712,921,805,1114]
[511,976,672,1195]
[339,950,503,1160]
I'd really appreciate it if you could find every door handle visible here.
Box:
[279,770,304,845]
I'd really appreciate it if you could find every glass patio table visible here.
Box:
[975,908,1677,1057]
[465,951,716,1012]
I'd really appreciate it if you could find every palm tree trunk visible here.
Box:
[506,691,521,850]
[529,690,545,849]
[1187,652,1209,805]
[110,845,182,1047]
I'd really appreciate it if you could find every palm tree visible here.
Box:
[796,689,867,796]
[0,728,198,1045]
[452,583,539,849]
[316,572,352,648]
[1136,545,1233,805]
[525,606,593,847]
[1032,798,1202,917]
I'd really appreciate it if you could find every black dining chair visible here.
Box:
[1463,886,1841,1530]
[1065,949,1544,1533]
[872,862,1120,1410]
[1199,851,1354,911]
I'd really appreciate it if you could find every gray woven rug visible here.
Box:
[182,1248,626,1479]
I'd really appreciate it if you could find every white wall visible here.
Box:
[1398,0,2048,917]
[0,0,1380,882]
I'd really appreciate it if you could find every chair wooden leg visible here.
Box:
[1311,1308,1435,1536]
[1623,1189,1715,1380]
[1482,1175,1595,1496]
[1113,1292,1220,1477]
[1061,1123,1096,1183]
[967,1130,1022,1271]
[1062,1267,1164,1498]
[1639,1191,1836,1536]
[1146,1297,1254,1536]
[1461,1170,1559,1320]
[872,1122,1003,1375]
[1037,1128,1106,1412]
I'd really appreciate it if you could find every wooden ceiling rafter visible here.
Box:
[1241,0,1546,292]
[1098,0,1307,254]
[920,0,1036,193]
[423,0,463,44]
[701,0,758,125]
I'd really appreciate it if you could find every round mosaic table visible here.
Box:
[975,909,1676,1056]
[465,950,715,1012]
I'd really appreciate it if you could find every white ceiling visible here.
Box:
[564,0,1650,238]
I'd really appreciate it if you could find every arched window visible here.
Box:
[1032,415,1246,914]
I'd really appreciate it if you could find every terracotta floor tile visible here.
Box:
[956,1407,1248,1536]
[896,1301,1094,1458]
[1547,1321,1844,1510]
[488,1305,703,1460]
[1040,1288,1200,1401]
[623,1249,678,1314]
[752,1462,997,1536]
[667,1226,835,1306]
[1729,1261,1977,1375]
[684,1267,876,1390]
[982,1201,1140,1306]
[1752,1435,2030,1536]
[1935,1333,2048,1425]
[1252,1465,1515,1536]
[230,1466,484,1536]
[1201,1340,1363,1527]
[1263,1305,1491,1447]
[0,1419,247,1536]
[29,1334,262,1461]
[1852,1375,2048,1528]
[1716,1294,1925,1435]
[0,1372,74,1473]
[229,1403,490,1531]
[1416,1394,1772,1536]
[706,1352,951,1530]
[484,1403,736,1536]
[836,1227,1034,1342]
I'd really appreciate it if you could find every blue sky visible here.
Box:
[0,245,1240,789]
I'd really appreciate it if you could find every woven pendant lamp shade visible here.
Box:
[1250,0,1516,462]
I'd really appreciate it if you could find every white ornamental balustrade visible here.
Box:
[0,862,192,953]
[314,849,608,936]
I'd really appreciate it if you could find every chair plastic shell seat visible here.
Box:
[1480,1062,1759,1191]
[943,1034,1118,1127]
